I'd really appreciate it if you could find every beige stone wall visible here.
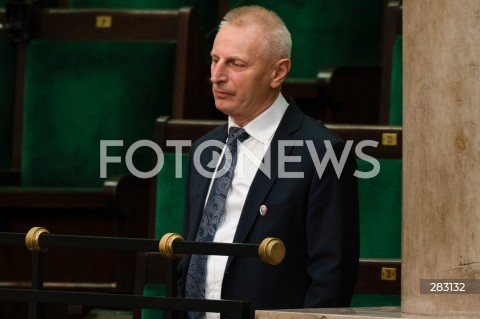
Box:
[403,0,480,315]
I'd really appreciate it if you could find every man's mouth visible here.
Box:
[213,89,232,98]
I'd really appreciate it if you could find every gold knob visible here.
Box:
[258,237,286,265]
[25,227,50,252]
[159,233,184,258]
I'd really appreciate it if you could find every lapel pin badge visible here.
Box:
[259,204,268,216]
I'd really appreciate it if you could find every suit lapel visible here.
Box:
[227,103,304,268]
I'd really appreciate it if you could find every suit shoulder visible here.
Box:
[192,124,227,148]
[297,115,344,145]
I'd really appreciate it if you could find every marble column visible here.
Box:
[402,0,480,315]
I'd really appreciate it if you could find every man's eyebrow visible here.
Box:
[216,55,247,63]
[210,51,245,60]
[228,56,245,62]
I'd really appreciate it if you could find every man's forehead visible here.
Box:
[211,24,263,57]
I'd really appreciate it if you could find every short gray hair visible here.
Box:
[219,5,292,60]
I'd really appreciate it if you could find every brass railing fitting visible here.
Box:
[159,233,184,258]
[25,227,50,252]
[258,237,286,266]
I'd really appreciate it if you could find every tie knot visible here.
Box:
[228,127,250,145]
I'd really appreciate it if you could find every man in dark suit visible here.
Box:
[179,5,359,319]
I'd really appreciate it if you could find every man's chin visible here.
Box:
[215,102,236,116]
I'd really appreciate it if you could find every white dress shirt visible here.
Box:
[204,94,289,319]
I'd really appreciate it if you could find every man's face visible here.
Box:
[210,23,278,125]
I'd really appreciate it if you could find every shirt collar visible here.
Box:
[228,93,289,145]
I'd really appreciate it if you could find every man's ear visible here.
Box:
[271,58,291,89]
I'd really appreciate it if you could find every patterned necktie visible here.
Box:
[185,127,250,319]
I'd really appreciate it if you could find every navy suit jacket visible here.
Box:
[179,100,359,317]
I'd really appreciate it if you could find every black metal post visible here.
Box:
[165,257,179,319]
[28,251,44,319]
[172,241,259,257]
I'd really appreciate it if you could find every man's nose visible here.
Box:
[210,63,227,84]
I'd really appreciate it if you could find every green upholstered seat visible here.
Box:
[142,284,166,319]
[350,293,400,307]
[154,152,188,238]
[358,158,402,259]
[6,6,206,188]
[389,36,403,126]
[231,0,383,78]
[21,40,175,187]
[141,152,187,319]
[0,42,15,169]
[352,158,402,307]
